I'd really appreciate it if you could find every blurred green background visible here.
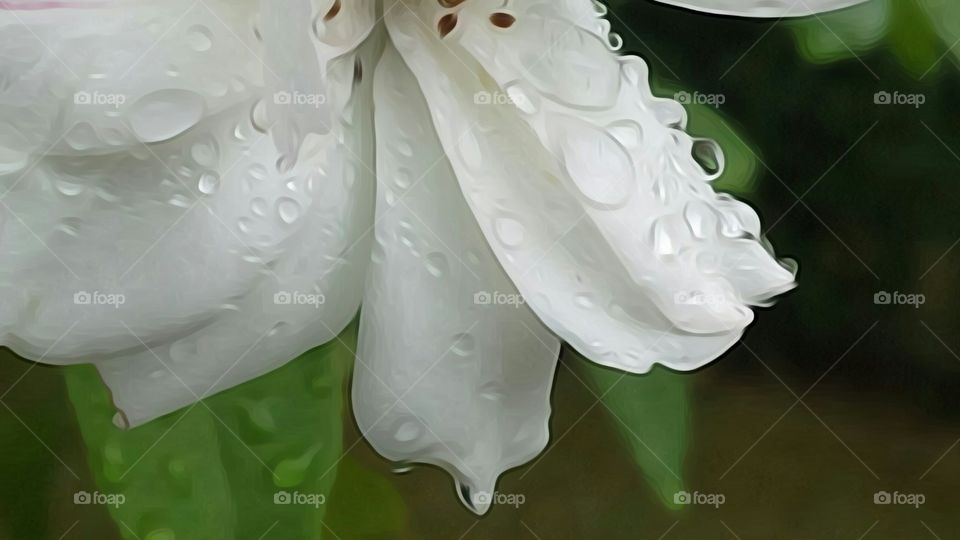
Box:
[3,1,960,538]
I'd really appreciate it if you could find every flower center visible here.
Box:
[431,0,515,39]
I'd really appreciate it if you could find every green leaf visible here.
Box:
[787,0,891,65]
[887,0,941,78]
[918,0,960,75]
[65,325,355,540]
[0,352,75,539]
[575,353,690,510]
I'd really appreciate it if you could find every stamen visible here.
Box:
[489,12,515,28]
[324,0,341,21]
[438,12,458,38]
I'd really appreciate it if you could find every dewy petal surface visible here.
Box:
[386,0,795,374]
[647,0,869,17]
[353,43,560,515]
[0,1,377,426]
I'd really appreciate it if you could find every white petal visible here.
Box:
[0,4,379,426]
[0,0,262,155]
[647,0,870,17]
[353,43,560,515]
[259,0,376,161]
[385,1,795,373]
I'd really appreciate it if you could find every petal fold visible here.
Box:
[385,0,795,373]
[353,43,560,515]
[0,3,380,426]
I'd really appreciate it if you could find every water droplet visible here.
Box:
[250,99,269,133]
[574,293,595,309]
[607,32,623,50]
[275,154,295,174]
[394,168,412,189]
[425,252,448,277]
[167,458,188,480]
[168,193,193,208]
[505,83,539,114]
[190,138,219,167]
[395,421,422,442]
[0,147,28,175]
[128,89,205,143]
[64,122,100,151]
[652,220,676,256]
[608,120,643,149]
[552,118,634,208]
[684,201,719,239]
[104,444,124,465]
[197,172,220,195]
[268,321,290,337]
[494,216,525,248]
[276,197,301,224]
[692,139,723,179]
[186,24,213,52]
[55,179,85,197]
[248,163,268,182]
[251,197,267,216]
[451,332,475,356]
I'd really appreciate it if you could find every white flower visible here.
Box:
[0,0,858,514]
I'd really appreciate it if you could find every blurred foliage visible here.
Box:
[64,325,355,540]
[788,0,890,64]
[575,353,690,510]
